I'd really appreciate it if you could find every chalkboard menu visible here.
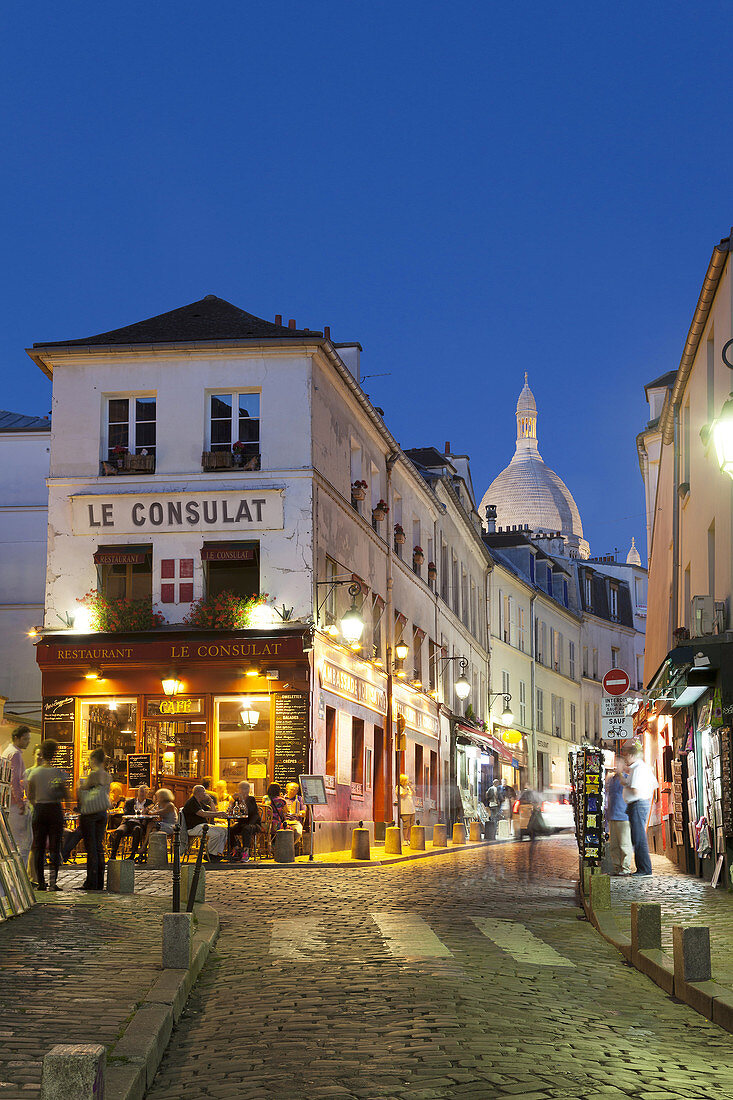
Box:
[42,696,75,747]
[55,744,74,778]
[127,753,152,790]
[273,693,309,788]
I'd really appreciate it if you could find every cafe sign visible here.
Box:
[36,632,306,666]
[320,661,387,715]
[71,489,283,535]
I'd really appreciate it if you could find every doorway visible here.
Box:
[374,726,385,821]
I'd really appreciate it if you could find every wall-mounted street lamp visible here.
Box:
[315,576,365,647]
[161,675,183,696]
[708,340,733,479]
[394,640,409,661]
[488,692,514,725]
[437,655,471,700]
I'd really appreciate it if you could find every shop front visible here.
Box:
[312,636,444,851]
[535,733,567,789]
[492,724,527,793]
[36,628,311,805]
[454,723,513,820]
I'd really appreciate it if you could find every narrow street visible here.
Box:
[145,838,733,1100]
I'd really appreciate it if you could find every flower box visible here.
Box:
[394,525,406,544]
[413,546,425,565]
[351,480,368,502]
[202,450,235,471]
[372,500,389,522]
[122,453,155,473]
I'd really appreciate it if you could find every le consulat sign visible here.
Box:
[71,489,283,535]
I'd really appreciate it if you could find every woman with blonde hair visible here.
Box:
[396,773,416,844]
[153,788,178,834]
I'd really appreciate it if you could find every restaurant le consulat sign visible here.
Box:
[70,489,283,535]
[36,633,306,666]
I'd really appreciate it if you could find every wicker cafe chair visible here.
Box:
[258,803,273,859]
[179,816,208,863]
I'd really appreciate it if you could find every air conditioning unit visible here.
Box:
[691,595,714,637]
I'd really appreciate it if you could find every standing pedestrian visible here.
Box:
[1,726,32,866]
[396,774,415,843]
[620,744,657,878]
[485,778,503,840]
[77,748,111,890]
[28,740,69,891]
[604,765,632,875]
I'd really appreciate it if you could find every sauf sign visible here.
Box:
[71,490,284,535]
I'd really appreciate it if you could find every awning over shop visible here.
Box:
[455,725,512,763]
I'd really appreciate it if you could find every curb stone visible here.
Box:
[579,876,733,1036]
[107,901,219,1098]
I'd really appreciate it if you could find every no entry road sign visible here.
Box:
[602,668,630,696]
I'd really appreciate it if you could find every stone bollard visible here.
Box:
[673,925,712,990]
[162,911,194,969]
[589,873,611,912]
[384,826,402,855]
[410,825,425,851]
[351,828,371,860]
[179,865,205,904]
[147,831,169,869]
[451,822,466,845]
[469,821,482,842]
[41,1043,105,1100]
[631,902,662,957]
[106,859,134,894]
[273,829,295,864]
[432,823,448,847]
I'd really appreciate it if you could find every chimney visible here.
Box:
[444,441,451,455]
[275,314,282,326]
[288,319,296,329]
[485,505,497,533]
[324,325,331,340]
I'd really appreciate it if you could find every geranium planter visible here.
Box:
[202,451,235,471]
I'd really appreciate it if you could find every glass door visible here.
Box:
[142,716,208,801]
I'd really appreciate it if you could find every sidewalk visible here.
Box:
[606,850,733,987]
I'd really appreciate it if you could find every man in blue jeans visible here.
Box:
[621,743,658,877]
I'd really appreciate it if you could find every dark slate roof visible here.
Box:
[33,296,323,349]
[644,370,677,393]
[404,447,452,470]
[0,409,50,432]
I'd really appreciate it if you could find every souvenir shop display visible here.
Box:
[568,746,605,864]
[0,762,36,919]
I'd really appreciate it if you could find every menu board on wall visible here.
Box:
[42,696,75,746]
[273,693,309,788]
[55,744,74,778]
[127,753,152,790]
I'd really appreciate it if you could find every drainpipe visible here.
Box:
[671,405,680,641]
[529,592,537,788]
[385,451,399,828]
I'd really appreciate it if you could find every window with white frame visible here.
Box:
[519,680,526,726]
[594,703,600,736]
[501,669,510,699]
[584,701,590,736]
[570,703,577,742]
[611,645,620,669]
[106,395,156,460]
[609,585,619,620]
[209,392,260,468]
[503,595,511,643]
[497,588,504,639]
[568,641,575,679]
[536,688,544,732]
[582,645,588,676]
[592,648,598,679]
[584,573,592,608]
[551,694,563,736]
[517,606,525,651]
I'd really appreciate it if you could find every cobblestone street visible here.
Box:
[139,838,733,1100]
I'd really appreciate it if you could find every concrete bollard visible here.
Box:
[469,821,482,842]
[451,822,466,845]
[106,859,134,894]
[410,825,425,851]
[631,902,662,956]
[162,911,194,969]
[384,826,402,855]
[351,828,371,860]
[589,873,611,912]
[147,831,169,869]
[673,925,712,988]
[432,823,448,847]
[41,1043,105,1100]
[179,865,205,904]
[273,829,295,864]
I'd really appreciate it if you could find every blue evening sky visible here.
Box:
[3,3,733,561]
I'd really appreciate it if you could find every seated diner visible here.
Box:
[182,785,229,860]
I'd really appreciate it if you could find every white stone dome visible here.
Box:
[480,376,589,559]
[626,537,642,566]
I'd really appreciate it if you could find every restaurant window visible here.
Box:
[96,546,152,601]
[214,696,269,800]
[106,395,156,460]
[209,391,260,469]
[80,699,137,787]
[415,744,424,797]
[429,750,438,803]
[351,718,364,789]
[325,707,336,780]
[203,543,259,599]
